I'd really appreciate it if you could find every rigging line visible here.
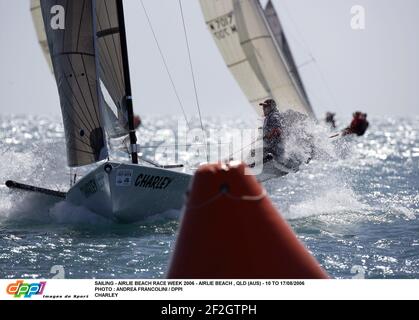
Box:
[227,132,262,161]
[139,0,190,129]
[297,57,316,70]
[136,142,232,149]
[281,0,340,109]
[178,0,208,154]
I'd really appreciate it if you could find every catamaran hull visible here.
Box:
[66,162,192,223]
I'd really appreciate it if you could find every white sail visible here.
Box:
[30,0,53,72]
[199,0,270,116]
[199,0,314,117]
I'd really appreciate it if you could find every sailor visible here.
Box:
[260,99,283,162]
[257,98,315,173]
[133,115,142,129]
[325,112,336,129]
[342,111,369,136]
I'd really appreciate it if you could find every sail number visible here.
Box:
[208,12,237,40]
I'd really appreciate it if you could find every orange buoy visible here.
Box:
[167,162,329,279]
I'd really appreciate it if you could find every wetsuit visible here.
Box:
[263,109,283,161]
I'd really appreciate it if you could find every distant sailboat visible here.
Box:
[200,0,316,181]
[7,0,191,223]
[199,0,314,118]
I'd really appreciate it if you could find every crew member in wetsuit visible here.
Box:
[342,111,369,136]
[260,99,283,162]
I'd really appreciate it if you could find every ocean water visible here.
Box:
[0,114,418,279]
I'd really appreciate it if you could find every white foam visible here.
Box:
[283,188,368,220]
[0,192,60,222]
[387,205,417,220]
[48,201,112,225]
[0,189,112,225]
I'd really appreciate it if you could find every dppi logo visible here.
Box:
[6,280,46,298]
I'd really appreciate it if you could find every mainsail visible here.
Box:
[199,0,314,117]
[40,0,108,167]
[38,0,137,166]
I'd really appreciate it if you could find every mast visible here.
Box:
[116,0,138,164]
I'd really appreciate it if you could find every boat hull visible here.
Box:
[245,145,294,182]
[66,162,192,223]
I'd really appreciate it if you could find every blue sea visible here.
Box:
[0,115,418,279]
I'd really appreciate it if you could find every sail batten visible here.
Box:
[199,0,315,117]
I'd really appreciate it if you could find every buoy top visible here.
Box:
[187,162,265,209]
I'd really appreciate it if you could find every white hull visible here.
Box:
[245,145,292,182]
[66,162,192,223]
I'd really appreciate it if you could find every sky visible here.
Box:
[0,0,418,119]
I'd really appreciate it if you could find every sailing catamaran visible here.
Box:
[199,0,316,180]
[6,0,191,223]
